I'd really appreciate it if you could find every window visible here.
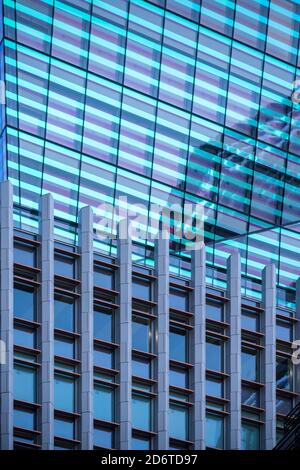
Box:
[242,309,259,331]
[170,327,187,363]
[132,394,151,431]
[241,422,260,450]
[94,266,114,290]
[94,347,114,370]
[276,396,292,415]
[14,408,36,430]
[54,374,75,413]
[276,356,292,391]
[14,242,36,266]
[206,413,224,449]
[132,318,151,352]
[242,387,260,407]
[14,326,36,349]
[94,308,113,342]
[54,295,75,331]
[14,364,36,403]
[169,403,188,441]
[242,348,259,382]
[132,436,151,450]
[54,337,75,359]
[54,417,75,440]
[94,385,114,422]
[276,320,292,342]
[132,357,151,379]
[14,285,36,321]
[206,378,223,398]
[207,301,224,322]
[94,427,114,449]
[170,367,188,389]
[170,287,189,311]
[54,254,75,278]
[132,277,151,301]
[206,338,223,372]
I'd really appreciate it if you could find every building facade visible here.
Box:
[0,0,300,451]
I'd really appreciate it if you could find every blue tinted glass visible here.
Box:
[14,365,36,403]
[54,375,75,412]
[276,321,292,342]
[14,243,36,266]
[54,254,75,278]
[206,378,223,398]
[94,427,113,448]
[206,339,223,372]
[94,267,114,290]
[132,436,151,450]
[242,350,258,381]
[132,319,150,352]
[54,297,74,331]
[206,414,224,449]
[14,408,36,430]
[276,357,292,390]
[132,357,150,379]
[170,288,188,311]
[170,368,188,388]
[14,327,35,349]
[94,309,113,342]
[54,337,74,359]
[132,278,151,300]
[94,385,114,422]
[242,310,259,331]
[54,418,74,439]
[132,395,151,431]
[241,422,260,450]
[242,387,259,407]
[170,329,186,362]
[14,286,35,321]
[94,348,113,369]
[207,301,223,321]
[169,404,188,440]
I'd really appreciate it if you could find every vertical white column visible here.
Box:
[295,278,300,404]
[227,250,241,450]
[262,264,277,450]
[79,206,94,450]
[40,193,54,450]
[118,221,132,449]
[191,245,206,450]
[0,180,14,450]
[155,236,169,450]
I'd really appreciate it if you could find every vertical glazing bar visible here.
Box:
[40,193,54,450]
[79,206,94,449]
[155,236,169,450]
[227,250,241,449]
[118,221,132,449]
[262,264,276,450]
[0,180,13,450]
[192,245,206,450]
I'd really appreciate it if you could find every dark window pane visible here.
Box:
[94,309,113,342]
[241,422,260,450]
[276,396,292,415]
[14,243,36,266]
[170,328,187,362]
[14,285,36,321]
[54,296,75,331]
[276,356,292,390]
[242,387,260,407]
[242,349,258,382]
[276,320,292,342]
[242,309,259,331]
[170,287,189,311]
[132,394,151,431]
